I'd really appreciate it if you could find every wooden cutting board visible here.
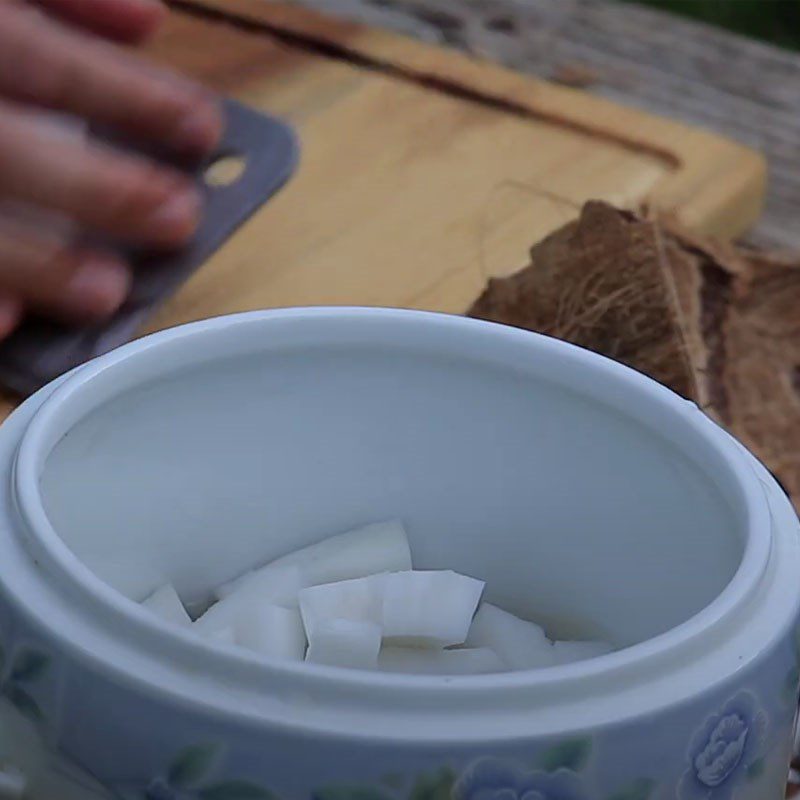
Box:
[136,0,765,334]
[0,0,767,417]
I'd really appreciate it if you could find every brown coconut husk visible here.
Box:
[468,201,800,504]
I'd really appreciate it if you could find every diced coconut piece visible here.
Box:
[299,575,385,638]
[216,569,254,600]
[219,520,411,597]
[550,640,613,665]
[141,584,191,628]
[277,520,411,586]
[305,619,381,670]
[194,566,304,637]
[236,605,306,662]
[378,647,505,675]
[215,563,299,601]
[0,768,26,799]
[466,603,556,669]
[208,627,236,645]
[382,570,484,647]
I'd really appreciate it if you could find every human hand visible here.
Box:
[0,0,223,337]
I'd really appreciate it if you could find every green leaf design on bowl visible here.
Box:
[379,773,406,790]
[5,684,43,722]
[537,739,592,773]
[313,786,394,800]
[784,666,800,705]
[408,768,455,800]
[10,649,50,683]
[168,744,220,789]
[746,757,765,781]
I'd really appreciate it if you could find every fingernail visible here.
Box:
[146,187,202,246]
[172,99,225,156]
[65,257,131,317]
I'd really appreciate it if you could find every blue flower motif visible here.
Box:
[453,757,587,800]
[679,690,767,799]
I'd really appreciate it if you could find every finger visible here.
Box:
[0,103,202,248]
[33,0,167,43]
[0,3,223,157]
[0,215,130,320]
[0,295,24,340]
[0,194,79,243]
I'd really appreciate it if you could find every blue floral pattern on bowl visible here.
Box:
[101,744,273,800]
[678,690,767,799]
[0,627,796,800]
[453,758,588,800]
[147,745,273,800]
[0,642,50,723]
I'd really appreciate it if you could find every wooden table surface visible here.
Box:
[285,0,800,252]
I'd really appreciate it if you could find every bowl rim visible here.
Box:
[8,307,776,711]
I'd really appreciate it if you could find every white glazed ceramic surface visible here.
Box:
[0,308,797,800]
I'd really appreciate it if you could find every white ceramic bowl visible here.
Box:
[0,308,798,800]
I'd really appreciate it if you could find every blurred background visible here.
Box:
[624,0,800,50]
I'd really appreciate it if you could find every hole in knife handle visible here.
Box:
[204,153,247,188]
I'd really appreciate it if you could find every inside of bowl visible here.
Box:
[38,332,745,648]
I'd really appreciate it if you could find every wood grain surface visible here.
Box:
[280,0,800,253]
[133,1,766,335]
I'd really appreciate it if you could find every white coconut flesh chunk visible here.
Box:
[217,568,275,600]
[194,565,304,636]
[466,603,556,669]
[382,570,485,647]
[220,520,411,597]
[236,605,307,662]
[550,640,613,665]
[378,647,505,675]
[215,562,306,603]
[141,584,191,628]
[299,574,386,638]
[305,618,382,670]
[215,575,245,600]
[279,520,411,586]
